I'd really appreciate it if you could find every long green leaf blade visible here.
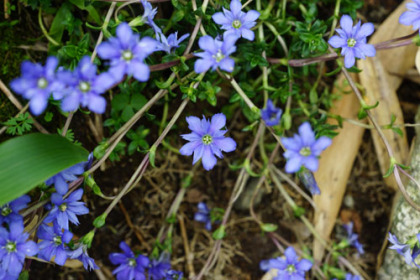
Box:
[0,133,89,205]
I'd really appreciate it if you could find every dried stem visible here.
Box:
[0,79,49,134]
[341,65,420,212]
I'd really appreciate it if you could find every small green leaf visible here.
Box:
[293,206,306,217]
[18,270,29,280]
[283,111,292,130]
[260,223,278,232]
[212,225,226,240]
[149,145,157,167]
[44,112,53,122]
[383,158,397,178]
[0,134,88,205]
[93,213,107,228]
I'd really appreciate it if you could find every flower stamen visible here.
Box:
[202,134,213,145]
[79,81,90,93]
[232,20,241,29]
[37,78,48,89]
[347,38,357,47]
[5,241,16,253]
[299,147,311,157]
[1,205,12,217]
[122,50,134,61]
[212,50,225,63]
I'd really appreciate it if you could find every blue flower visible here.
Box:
[212,0,260,41]
[194,202,212,231]
[281,122,332,173]
[149,253,171,280]
[0,195,30,224]
[10,56,64,115]
[46,154,93,195]
[297,169,321,195]
[141,0,157,23]
[180,113,236,171]
[343,222,364,254]
[194,35,237,73]
[68,243,99,271]
[37,223,73,265]
[164,270,184,280]
[261,99,282,126]
[97,22,158,83]
[400,1,420,33]
[0,221,38,277]
[140,0,160,33]
[388,232,418,266]
[55,56,115,113]
[260,247,312,280]
[109,241,149,280]
[156,32,190,54]
[345,273,362,280]
[328,15,376,68]
[44,189,89,230]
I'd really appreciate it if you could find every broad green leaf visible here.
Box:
[0,133,88,205]
[49,3,72,42]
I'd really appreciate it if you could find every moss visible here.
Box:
[0,25,28,123]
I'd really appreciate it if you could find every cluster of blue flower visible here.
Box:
[259,245,362,280]
[41,155,97,271]
[0,153,96,279]
[110,242,183,280]
[195,0,260,73]
[327,0,420,69]
[388,233,420,268]
[10,0,188,117]
[343,222,364,255]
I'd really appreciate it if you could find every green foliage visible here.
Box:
[57,34,91,69]
[261,223,278,232]
[108,81,149,126]
[210,207,225,223]
[212,225,226,240]
[127,126,150,155]
[3,113,34,136]
[198,81,221,106]
[291,20,328,58]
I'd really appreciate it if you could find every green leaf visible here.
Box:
[18,270,29,280]
[49,3,72,42]
[121,106,134,122]
[260,223,278,232]
[93,213,107,228]
[212,225,226,240]
[0,133,88,205]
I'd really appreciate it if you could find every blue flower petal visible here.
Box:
[355,22,374,40]
[202,146,217,170]
[340,15,354,37]
[302,156,319,172]
[129,60,150,82]
[194,58,212,74]
[209,113,226,134]
[212,12,230,25]
[29,94,49,116]
[285,156,303,173]
[328,35,347,48]
[213,137,236,153]
[180,141,201,156]
[298,122,315,146]
[230,0,242,17]
[241,28,255,41]
[192,144,205,164]
[344,49,356,68]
